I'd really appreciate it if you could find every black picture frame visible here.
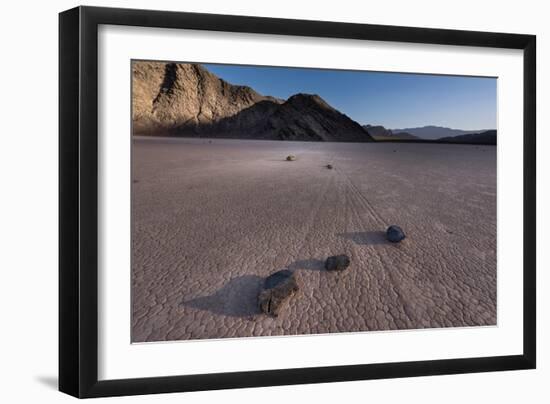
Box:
[59,6,536,398]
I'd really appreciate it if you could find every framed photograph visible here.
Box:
[59,6,536,398]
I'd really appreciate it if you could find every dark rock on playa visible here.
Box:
[326,164,333,169]
[386,225,406,243]
[258,270,299,316]
[325,255,351,271]
[286,155,296,161]
[264,269,293,289]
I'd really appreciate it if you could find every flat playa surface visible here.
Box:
[132,137,496,342]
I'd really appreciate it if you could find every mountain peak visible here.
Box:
[132,62,271,135]
[285,93,332,110]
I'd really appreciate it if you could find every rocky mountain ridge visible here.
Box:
[132,61,373,142]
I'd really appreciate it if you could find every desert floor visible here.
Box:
[131,137,496,342]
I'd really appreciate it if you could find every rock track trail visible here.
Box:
[131,137,496,342]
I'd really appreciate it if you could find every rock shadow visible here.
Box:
[181,275,263,317]
[286,258,325,272]
[337,231,387,245]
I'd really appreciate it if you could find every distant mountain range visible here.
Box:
[438,129,496,145]
[362,125,419,140]
[391,125,493,140]
[363,124,496,144]
[132,62,373,142]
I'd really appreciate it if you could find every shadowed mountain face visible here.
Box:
[132,61,374,142]
[267,94,371,142]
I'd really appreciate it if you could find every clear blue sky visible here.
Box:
[204,63,496,130]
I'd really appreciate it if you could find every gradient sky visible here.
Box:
[204,63,497,130]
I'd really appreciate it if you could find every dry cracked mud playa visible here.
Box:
[131,137,496,342]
